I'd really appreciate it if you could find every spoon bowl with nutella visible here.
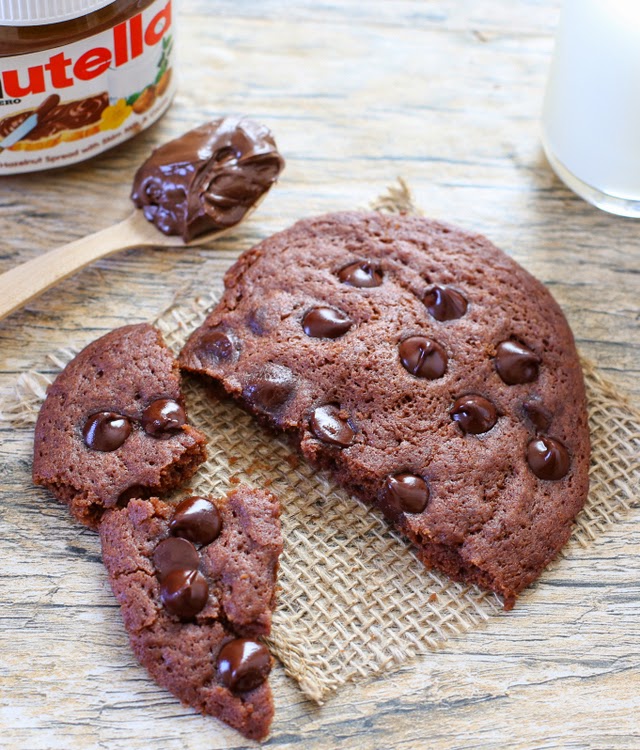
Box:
[0,116,284,322]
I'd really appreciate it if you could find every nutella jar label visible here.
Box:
[0,0,175,175]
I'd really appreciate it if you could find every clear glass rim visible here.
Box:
[542,137,640,219]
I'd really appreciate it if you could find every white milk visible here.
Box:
[541,0,640,216]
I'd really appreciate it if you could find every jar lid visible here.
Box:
[0,0,116,25]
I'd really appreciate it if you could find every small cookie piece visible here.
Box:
[99,489,282,741]
[33,324,207,528]
[179,211,590,609]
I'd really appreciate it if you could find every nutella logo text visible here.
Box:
[0,1,172,99]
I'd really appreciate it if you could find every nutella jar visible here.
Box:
[0,0,176,174]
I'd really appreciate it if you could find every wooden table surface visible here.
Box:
[1,2,639,748]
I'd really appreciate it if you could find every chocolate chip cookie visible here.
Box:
[99,489,282,740]
[33,323,207,528]
[179,211,590,609]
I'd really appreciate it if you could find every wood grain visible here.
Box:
[1,1,638,748]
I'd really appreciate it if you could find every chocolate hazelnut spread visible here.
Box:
[0,0,176,174]
[0,93,109,140]
[130,116,285,242]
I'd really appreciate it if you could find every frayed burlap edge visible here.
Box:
[2,181,638,703]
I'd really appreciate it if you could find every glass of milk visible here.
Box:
[541,0,640,217]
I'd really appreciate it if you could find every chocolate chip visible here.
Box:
[247,307,269,336]
[399,336,447,380]
[309,404,355,447]
[302,307,352,338]
[217,638,271,692]
[141,398,186,436]
[527,436,570,480]
[242,364,296,414]
[337,261,383,288]
[195,329,236,363]
[153,537,199,581]
[523,399,552,432]
[170,496,222,546]
[451,395,497,434]
[380,473,430,519]
[423,285,468,321]
[160,568,209,619]
[82,412,131,451]
[495,340,540,385]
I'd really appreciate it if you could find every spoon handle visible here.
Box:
[0,213,148,322]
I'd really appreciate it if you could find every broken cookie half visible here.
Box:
[99,489,282,741]
[33,323,207,528]
[32,322,283,740]
[180,211,590,609]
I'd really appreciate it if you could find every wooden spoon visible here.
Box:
[0,209,238,322]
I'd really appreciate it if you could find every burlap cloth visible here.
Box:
[3,182,639,703]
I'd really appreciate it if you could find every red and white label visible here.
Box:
[0,0,176,174]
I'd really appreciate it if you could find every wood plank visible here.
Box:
[1,1,638,747]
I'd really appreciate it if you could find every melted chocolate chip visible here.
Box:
[247,307,269,336]
[153,537,199,581]
[495,340,540,385]
[309,405,355,447]
[399,336,448,380]
[451,395,498,434]
[160,568,209,619]
[217,638,271,692]
[523,399,552,432]
[242,364,296,414]
[82,412,131,451]
[380,474,430,519]
[337,261,383,288]
[302,307,353,339]
[195,329,236,363]
[527,436,570,480]
[423,285,468,321]
[170,496,222,546]
[141,398,186,436]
